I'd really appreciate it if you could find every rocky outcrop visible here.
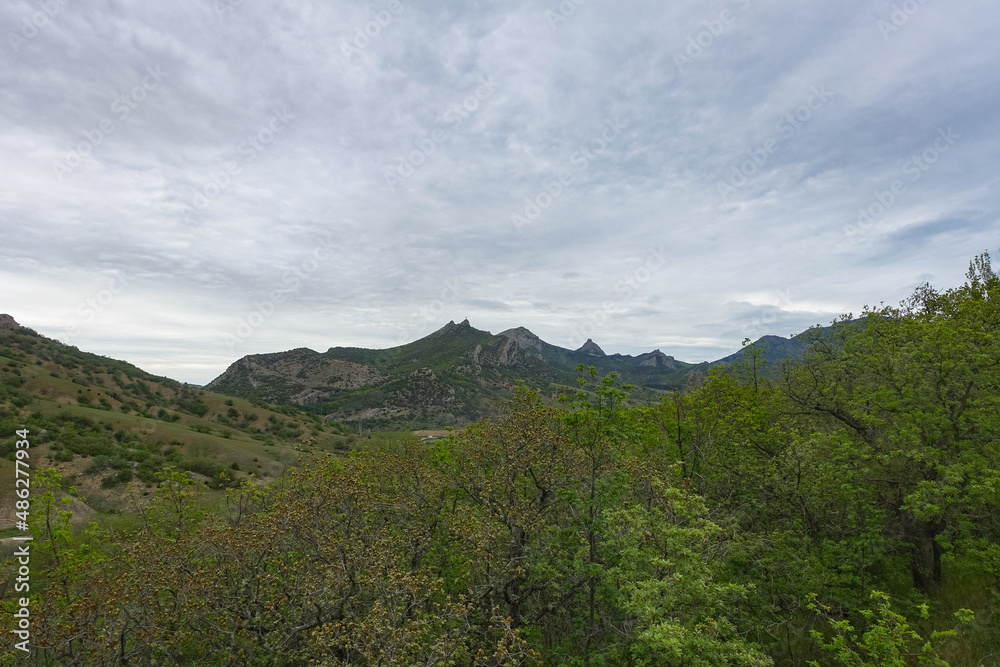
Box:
[499,327,543,353]
[0,314,21,331]
[636,349,676,368]
[495,337,522,366]
[576,339,606,356]
[206,349,384,404]
[430,319,473,338]
[389,368,460,410]
[464,335,527,370]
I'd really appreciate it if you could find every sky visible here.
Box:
[1,0,998,385]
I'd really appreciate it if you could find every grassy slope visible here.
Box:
[0,328,369,526]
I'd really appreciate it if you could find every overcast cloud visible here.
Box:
[1,0,997,384]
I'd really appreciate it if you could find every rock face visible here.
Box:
[0,314,20,331]
[576,339,606,356]
[430,319,472,338]
[636,349,677,368]
[205,348,385,405]
[392,368,457,407]
[499,327,543,353]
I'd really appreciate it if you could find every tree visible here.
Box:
[783,252,1000,593]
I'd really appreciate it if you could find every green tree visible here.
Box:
[807,591,972,666]
[783,252,1000,593]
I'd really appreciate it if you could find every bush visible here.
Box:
[176,397,209,417]
[184,458,225,478]
[65,434,114,457]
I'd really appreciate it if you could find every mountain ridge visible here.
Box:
[205,319,823,429]
[0,313,828,431]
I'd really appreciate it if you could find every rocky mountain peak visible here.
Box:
[637,349,677,368]
[0,314,20,331]
[576,339,606,356]
[432,318,474,337]
[499,327,543,352]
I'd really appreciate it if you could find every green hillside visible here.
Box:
[0,322,363,523]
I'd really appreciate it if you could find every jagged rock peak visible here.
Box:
[637,349,677,368]
[499,327,542,352]
[430,318,474,337]
[576,339,606,356]
[0,314,21,331]
[431,320,458,335]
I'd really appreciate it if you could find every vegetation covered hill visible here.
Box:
[711,333,810,369]
[0,320,365,525]
[2,252,998,666]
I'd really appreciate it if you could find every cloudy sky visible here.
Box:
[2,0,997,385]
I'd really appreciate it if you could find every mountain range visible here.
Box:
[206,319,821,430]
[0,312,827,432]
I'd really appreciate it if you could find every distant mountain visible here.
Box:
[710,321,858,375]
[206,320,703,429]
[1,311,842,434]
[209,318,854,430]
[0,309,847,456]
[576,339,606,356]
[709,335,810,369]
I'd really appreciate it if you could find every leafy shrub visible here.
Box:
[176,397,209,417]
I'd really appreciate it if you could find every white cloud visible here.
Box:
[1,0,998,384]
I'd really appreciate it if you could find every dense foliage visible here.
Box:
[2,254,998,665]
